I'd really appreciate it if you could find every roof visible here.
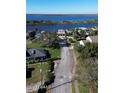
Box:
[57,29,65,34]
[26,48,46,59]
[26,51,30,57]
[76,27,87,30]
[79,40,85,46]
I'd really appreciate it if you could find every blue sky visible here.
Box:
[26,0,97,14]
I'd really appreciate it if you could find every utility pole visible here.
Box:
[40,68,42,86]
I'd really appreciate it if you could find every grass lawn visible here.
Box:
[26,39,60,85]
[29,91,37,93]
[47,48,60,58]
[26,62,49,85]
[72,80,75,93]
[27,40,60,58]
[27,40,44,48]
[78,81,88,93]
[73,46,89,93]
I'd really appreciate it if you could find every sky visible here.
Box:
[26,0,97,14]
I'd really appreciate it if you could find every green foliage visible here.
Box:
[26,63,47,85]
[74,31,80,39]
[48,39,60,49]
[26,20,98,26]
[78,82,88,93]
[77,43,98,59]
[28,31,36,40]
[72,81,75,93]
[27,40,44,48]
[47,48,60,58]
[90,30,98,36]
[75,43,98,92]
[65,31,73,36]
[69,38,75,43]
[48,61,54,72]
[45,72,55,86]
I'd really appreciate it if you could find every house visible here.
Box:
[35,33,41,38]
[79,40,85,46]
[26,48,50,61]
[78,27,87,30]
[57,29,65,35]
[57,29,66,39]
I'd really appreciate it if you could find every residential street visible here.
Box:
[50,46,74,93]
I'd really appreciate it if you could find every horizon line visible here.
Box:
[26,13,98,15]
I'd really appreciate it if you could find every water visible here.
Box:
[26,14,98,31]
[27,14,97,21]
[27,24,97,32]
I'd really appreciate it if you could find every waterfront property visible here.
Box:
[76,27,87,30]
[57,29,66,39]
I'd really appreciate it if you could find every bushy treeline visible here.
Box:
[27,31,61,49]
[44,61,55,87]
[26,20,98,26]
[77,43,98,58]
[75,43,98,93]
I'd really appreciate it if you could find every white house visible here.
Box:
[79,40,85,46]
[57,29,66,39]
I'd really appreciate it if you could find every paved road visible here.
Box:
[50,46,73,93]
[74,80,79,93]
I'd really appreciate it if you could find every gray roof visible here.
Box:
[57,29,65,35]
[26,48,46,59]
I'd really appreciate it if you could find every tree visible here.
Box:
[78,43,98,59]
[28,31,36,40]
[76,43,98,93]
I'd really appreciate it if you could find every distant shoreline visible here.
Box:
[26,14,98,16]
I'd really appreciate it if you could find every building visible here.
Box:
[57,29,66,39]
[78,27,87,30]
[79,40,85,46]
[26,48,48,61]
